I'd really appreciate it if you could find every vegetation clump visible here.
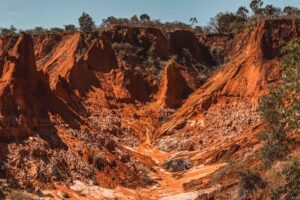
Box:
[270,157,300,200]
[78,12,96,32]
[236,167,265,197]
[258,38,300,168]
[64,24,77,33]
[256,37,300,199]
[1,0,300,37]
[0,26,17,38]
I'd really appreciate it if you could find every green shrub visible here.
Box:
[24,27,48,35]
[283,6,300,17]
[78,12,95,32]
[210,46,224,65]
[112,42,135,53]
[64,24,77,33]
[235,166,265,197]
[270,158,300,200]
[207,12,248,34]
[49,27,64,34]
[0,26,17,38]
[112,42,143,61]
[258,38,300,168]
[140,14,151,23]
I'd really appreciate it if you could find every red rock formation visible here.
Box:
[110,64,152,102]
[84,33,118,73]
[31,26,212,106]
[34,34,63,61]
[177,20,300,114]
[38,33,85,89]
[0,36,19,57]
[0,33,84,141]
[169,30,213,65]
[157,60,193,108]
[261,19,300,59]
[198,33,234,49]
[104,25,169,59]
[1,20,299,198]
[140,27,169,59]
[122,70,152,102]
[156,19,300,143]
[0,33,47,139]
[35,33,100,102]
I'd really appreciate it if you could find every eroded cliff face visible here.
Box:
[0,19,299,199]
[0,25,214,192]
[0,34,53,140]
[156,19,300,149]
[156,60,193,108]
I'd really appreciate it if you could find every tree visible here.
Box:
[250,0,264,15]
[130,15,139,24]
[102,16,130,26]
[264,5,281,17]
[0,25,18,38]
[208,12,247,34]
[31,27,47,35]
[115,18,130,26]
[78,12,95,32]
[283,6,300,17]
[189,17,198,26]
[140,14,150,23]
[102,16,117,27]
[202,25,213,33]
[283,6,293,15]
[64,24,77,32]
[1,28,14,38]
[9,25,17,33]
[194,26,203,34]
[50,27,64,34]
[237,6,249,19]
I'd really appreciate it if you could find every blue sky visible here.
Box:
[0,0,300,29]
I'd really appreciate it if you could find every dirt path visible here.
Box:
[47,131,226,200]
[119,131,227,199]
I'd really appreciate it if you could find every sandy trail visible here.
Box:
[48,131,226,200]
[119,131,226,199]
